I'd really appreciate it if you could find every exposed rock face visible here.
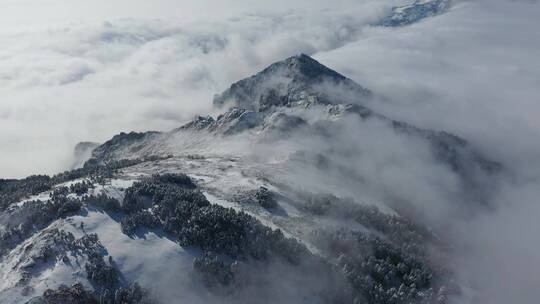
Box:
[232,187,278,210]
[213,53,371,111]
[177,115,215,131]
[262,112,307,134]
[179,108,305,136]
[205,108,266,135]
[380,0,452,27]
[87,131,161,166]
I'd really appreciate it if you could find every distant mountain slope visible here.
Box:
[380,0,452,27]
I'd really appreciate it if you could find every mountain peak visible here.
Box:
[287,52,313,62]
[281,53,325,68]
[213,54,370,111]
[272,53,348,81]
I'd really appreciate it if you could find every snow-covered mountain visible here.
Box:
[380,0,452,27]
[0,54,500,304]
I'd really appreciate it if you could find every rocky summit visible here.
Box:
[213,53,371,111]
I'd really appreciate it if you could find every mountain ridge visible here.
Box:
[88,54,500,184]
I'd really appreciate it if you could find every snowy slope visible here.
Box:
[380,0,452,27]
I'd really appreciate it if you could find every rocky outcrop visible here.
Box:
[380,0,452,27]
[232,186,278,210]
[213,53,371,111]
[87,131,161,166]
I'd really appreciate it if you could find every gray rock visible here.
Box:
[379,0,452,27]
[213,54,371,111]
